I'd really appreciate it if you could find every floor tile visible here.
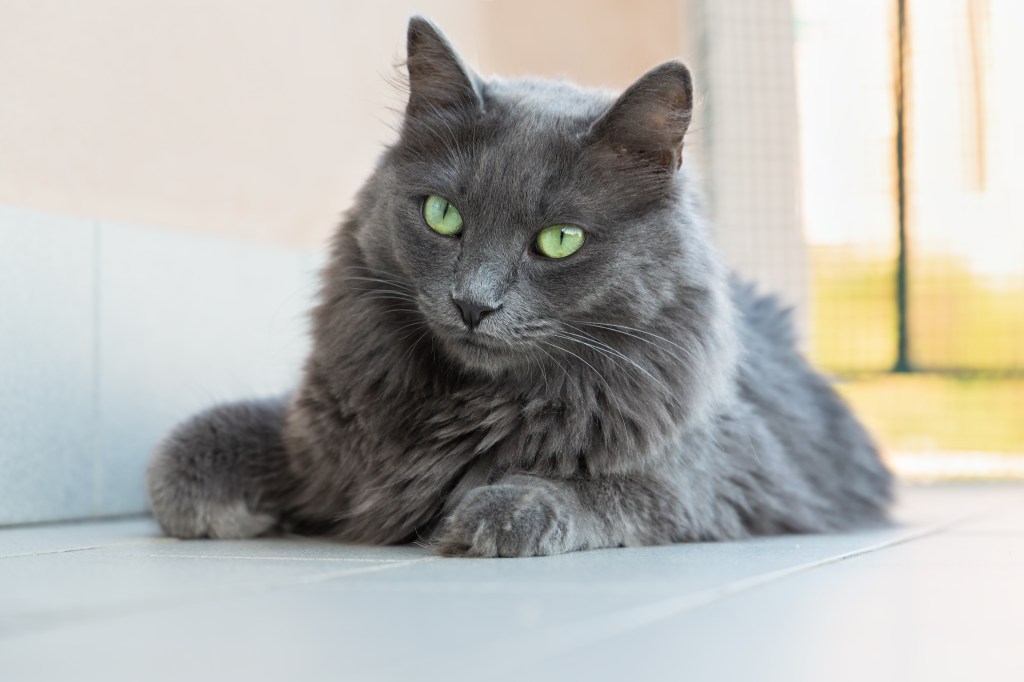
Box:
[106,536,434,562]
[0,570,658,682]
[520,528,1024,682]
[890,482,1024,526]
[0,547,421,635]
[0,485,1018,682]
[0,518,161,558]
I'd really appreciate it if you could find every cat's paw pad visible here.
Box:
[436,482,576,557]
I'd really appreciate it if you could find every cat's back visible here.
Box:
[726,276,893,527]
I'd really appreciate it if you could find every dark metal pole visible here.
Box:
[893,0,912,373]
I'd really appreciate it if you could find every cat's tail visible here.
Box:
[147,397,296,539]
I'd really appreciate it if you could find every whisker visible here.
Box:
[340,275,417,293]
[355,293,419,305]
[533,343,577,395]
[559,325,679,392]
[399,329,432,365]
[572,321,698,365]
[341,265,416,292]
[555,330,668,390]
[538,339,631,446]
[551,332,647,393]
[537,339,612,396]
[391,319,428,336]
[376,306,422,316]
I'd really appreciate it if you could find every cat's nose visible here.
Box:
[452,297,500,330]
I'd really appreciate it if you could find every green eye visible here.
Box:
[423,195,463,236]
[535,224,586,259]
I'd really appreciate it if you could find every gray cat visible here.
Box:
[147,17,892,556]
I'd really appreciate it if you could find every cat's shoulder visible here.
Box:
[729,275,797,347]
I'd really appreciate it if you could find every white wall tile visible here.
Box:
[95,222,317,515]
[0,205,319,525]
[0,207,97,524]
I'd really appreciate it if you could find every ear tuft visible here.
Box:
[406,16,483,117]
[589,61,693,171]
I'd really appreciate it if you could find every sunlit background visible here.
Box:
[1,0,1022,527]
[797,0,1024,479]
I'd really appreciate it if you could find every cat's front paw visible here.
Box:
[436,480,579,557]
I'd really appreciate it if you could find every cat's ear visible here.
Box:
[588,62,693,171]
[405,16,484,117]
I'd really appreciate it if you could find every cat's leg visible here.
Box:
[435,473,683,557]
[147,397,294,539]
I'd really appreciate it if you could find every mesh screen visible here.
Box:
[791,0,1024,478]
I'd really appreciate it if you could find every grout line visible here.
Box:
[0,557,440,640]
[0,513,152,531]
[282,556,442,586]
[113,552,432,563]
[0,539,427,563]
[0,537,179,560]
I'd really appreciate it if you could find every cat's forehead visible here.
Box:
[392,76,621,221]
[461,80,614,192]
[480,77,614,137]
[462,86,606,219]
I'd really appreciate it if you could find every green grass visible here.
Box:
[811,246,898,372]
[810,247,1024,454]
[811,248,1024,373]
[836,375,1024,454]
[910,256,1024,371]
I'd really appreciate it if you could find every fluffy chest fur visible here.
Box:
[281,231,721,542]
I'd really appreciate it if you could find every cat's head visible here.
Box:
[351,17,714,376]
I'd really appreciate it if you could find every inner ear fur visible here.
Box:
[405,16,484,118]
[589,61,693,171]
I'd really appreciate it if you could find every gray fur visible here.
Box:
[147,17,892,556]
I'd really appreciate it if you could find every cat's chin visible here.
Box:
[437,332,524,375]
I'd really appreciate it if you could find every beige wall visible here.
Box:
[1,0,807,328]
[0,0,692,248]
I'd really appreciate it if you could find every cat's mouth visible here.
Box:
[433,327,523,373]
[421,317,522,372]
[459,332,506,351]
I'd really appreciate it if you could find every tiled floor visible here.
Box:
[1,485,1021,682]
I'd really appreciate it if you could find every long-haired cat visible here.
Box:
[148,17,892,556]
